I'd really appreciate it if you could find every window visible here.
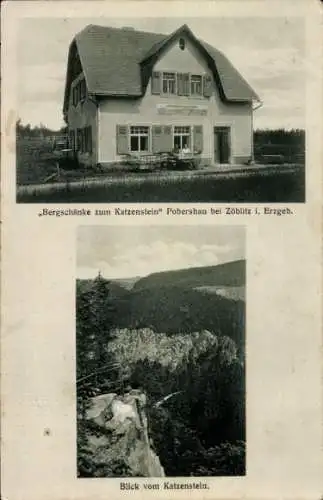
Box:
[75,127,92,153]
[174,126,191,151]
[80,79,86,101]
[130,126,149,153]
[69,130,75,151]
[179,38,185,50]
[83,126,92,153]
[72,78,86,106]
[76,128,82,151]
[191,75,203,96]
[162,72,176,94]
[153,72,211,97]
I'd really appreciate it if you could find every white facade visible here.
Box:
[68,34,253,167]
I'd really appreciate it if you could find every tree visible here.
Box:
[76,273,117,396]
[76,273,119,477]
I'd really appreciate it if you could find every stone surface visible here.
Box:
[84,391,165,477]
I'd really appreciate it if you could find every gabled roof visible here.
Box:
[63,23,259,112]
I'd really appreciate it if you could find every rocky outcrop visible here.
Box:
[83,390,165,477]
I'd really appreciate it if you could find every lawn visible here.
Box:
[17,165,305,203]
[16,137,58,185]
[16,136,305,203]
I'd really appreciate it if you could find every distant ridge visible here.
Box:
[133,259,245,291]
[77,259,245,354]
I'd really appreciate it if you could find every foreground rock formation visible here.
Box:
[82,390,165,477]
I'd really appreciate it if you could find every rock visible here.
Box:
[82,391,165,477]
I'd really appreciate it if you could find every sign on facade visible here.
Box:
[157,104,208,116]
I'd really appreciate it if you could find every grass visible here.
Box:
[16,137,58,185]
[17,165,305,203]
[16,136,305,203]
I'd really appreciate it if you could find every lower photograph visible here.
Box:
[76,225,246,478]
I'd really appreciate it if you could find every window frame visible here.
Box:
[156,71,209,98]
[72,77,86,107]
[76,128,82,151]
[190,74,203,96]
[173,125,191,151]
[162,72,177,95]
[129,125,150,153]
[83,126,92,154]
[69,129,75,151]
[179,37,185,51]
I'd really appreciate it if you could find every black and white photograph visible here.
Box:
[16,16,305,203]
[76,225,246,477]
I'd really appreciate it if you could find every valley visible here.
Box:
[76,259,246,477]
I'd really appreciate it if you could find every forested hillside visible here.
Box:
[76,261,246,477]
[133,260,245,290]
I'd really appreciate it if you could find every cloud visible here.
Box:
[77,240,238,279]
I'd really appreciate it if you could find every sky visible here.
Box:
[17,16,305,130]
[77,225,245,279]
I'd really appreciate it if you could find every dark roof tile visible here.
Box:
[64,24,259,110]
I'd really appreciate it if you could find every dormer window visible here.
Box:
[151,71,212,97]
[191,75,203,96]
[179,38,185,50]
[162,72,176,94]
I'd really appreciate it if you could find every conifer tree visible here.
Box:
[76,273,118,477]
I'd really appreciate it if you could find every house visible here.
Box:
[63,24,261,167]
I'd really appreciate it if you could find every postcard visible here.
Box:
[1,1,322,500]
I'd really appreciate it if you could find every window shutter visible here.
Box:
[152,125,163,153]
[177,73,189,95]
[162,126,173,152]
[193,125,203,153]
[183,73,190,96]
[203,74,213,97]
[151,72,161,94]
[177,73,184,95]
[116,125,129,154]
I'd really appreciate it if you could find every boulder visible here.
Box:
[81,391,165,477]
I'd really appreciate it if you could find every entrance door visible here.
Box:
[214,127,231,164]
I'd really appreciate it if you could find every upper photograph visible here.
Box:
[16,17,305,203]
